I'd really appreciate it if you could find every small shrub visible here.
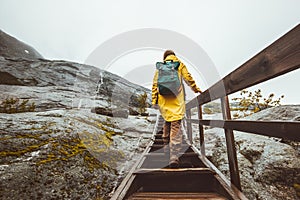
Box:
[136,92,148,114]
[0,97,36,114]
[231,89,284,118]
[203,107,213,114]
[203,102,222,113]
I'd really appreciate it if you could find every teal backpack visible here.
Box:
[156,61,181,96]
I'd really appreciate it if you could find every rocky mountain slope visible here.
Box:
[0,30,43,60]
[0,31,154,199]
[0,57,150,111]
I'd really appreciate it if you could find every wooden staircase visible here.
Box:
[111,25,300,200]
[111,116,247,200]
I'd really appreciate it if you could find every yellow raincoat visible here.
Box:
[152,54,201,122]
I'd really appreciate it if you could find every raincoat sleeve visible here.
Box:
[181,64,202,93]
[151,70,159,105]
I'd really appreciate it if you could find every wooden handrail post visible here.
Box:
[197,96,205,156]
[186,108,193,144]
[221,96,241,190]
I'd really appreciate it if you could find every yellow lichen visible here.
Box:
[0,97,36,114]
[0,140,49,157]
[2,117,124,172]
[294,183,300,197]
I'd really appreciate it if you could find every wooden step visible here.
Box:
[152,139,164,145]
[131,167,217,193]
[149,144,191,152]
[144,147,202,168]
[128,192,227,200]
[134,167,213,175]
[145,152,199,158]
[142,152,206,168]
[152,139,190,144]
[140,160,205,168]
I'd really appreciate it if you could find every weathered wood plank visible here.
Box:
[128,192,227,200]
[150,143,191,150]
[197,104,205,156]
[221,96,241,190]
[188,119,300,141]
[186,24,300,109]
[145,152,199,157]
[134,167,212,174]
[186,108,193,143]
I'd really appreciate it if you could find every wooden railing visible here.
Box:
[185,24,300,190]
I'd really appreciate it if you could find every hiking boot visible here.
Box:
[169,158,179,168]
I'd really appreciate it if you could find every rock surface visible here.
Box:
[0,109,155,199]
[0,57,151,113]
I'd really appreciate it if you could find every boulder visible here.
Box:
[91,107,129,119]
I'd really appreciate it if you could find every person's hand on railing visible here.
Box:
[196,88,203,94]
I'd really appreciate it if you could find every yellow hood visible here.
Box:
[164,54,179,62]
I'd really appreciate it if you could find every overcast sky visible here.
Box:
[0,0,299,104]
